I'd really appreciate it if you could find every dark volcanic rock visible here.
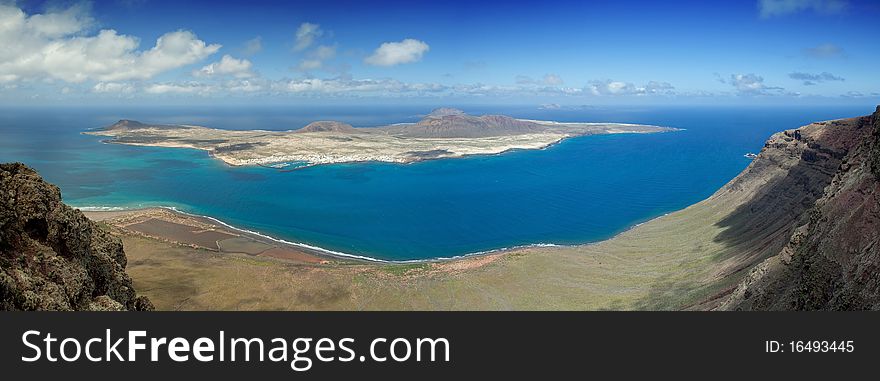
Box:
[722,106,880,310]
[381,109,545,138]
[297,121,357,133]
[103,119,147,130]
[0,163,152,311]
[99,120,187,131]
[213,142,269,153]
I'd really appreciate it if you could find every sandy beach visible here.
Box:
[81,185,759,311]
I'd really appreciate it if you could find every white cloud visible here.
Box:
[294,22,322,51]
[0,5,220,83]
[145,82,215,95]
[365,39,429,66]
[196,55,254,78]
[79,75,682,99]
[758,0,848,18]
[643,81,675,94]
[123,79,265,95]
[114,76,446,98]
[587,80,675,96]
[588,80,636,95]
[728,73,784,95]
[281,78,379,93]
[225,79,263,93]
[242,36,262,55]
[93,82,135,93]
[542,74,564,86]
[136,31,222,77]
[730,74,766,93]
[277,76,446,95]
[516,73,565,86]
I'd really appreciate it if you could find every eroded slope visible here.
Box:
[722,107,880,310]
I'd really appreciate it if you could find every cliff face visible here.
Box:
[0,163,152,311]
[721,106,880,310]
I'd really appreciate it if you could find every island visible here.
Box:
[4,106,879,310]
[85,108,677,168]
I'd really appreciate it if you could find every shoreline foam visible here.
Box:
[78,204,568,263]
[77,203,677,264]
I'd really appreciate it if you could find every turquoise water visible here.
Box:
[0,105,870,260]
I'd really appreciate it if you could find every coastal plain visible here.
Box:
[85,176,757,310]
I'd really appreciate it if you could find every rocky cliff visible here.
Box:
[720,106,880,310]
[0,163,152,311]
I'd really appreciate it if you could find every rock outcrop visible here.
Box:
[297,121,357,133]
[100,119,187,131]
[381,108,546,138]
[721,106,880,310]
[0,163,152,311]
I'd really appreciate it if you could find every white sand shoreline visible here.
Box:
[78,202,676,265]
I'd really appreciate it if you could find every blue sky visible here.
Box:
[1,0,878,106]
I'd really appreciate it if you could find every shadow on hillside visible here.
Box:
[633,125,849,310]
[712,157,834,257]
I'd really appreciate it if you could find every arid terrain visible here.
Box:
[83,107,879,311]
[85,108,676,167]
[5,107,878,311]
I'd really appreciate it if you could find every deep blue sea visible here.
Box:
[0,105,869,260]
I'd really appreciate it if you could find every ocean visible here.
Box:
[0,105,869,261]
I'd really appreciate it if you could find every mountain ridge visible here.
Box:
[296,121,357,133]
[100,108,562,138]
